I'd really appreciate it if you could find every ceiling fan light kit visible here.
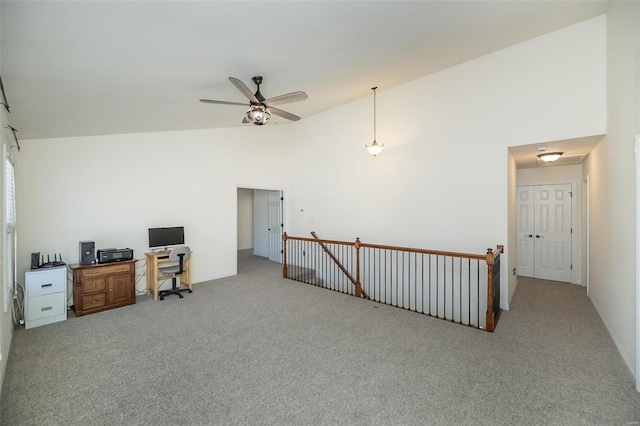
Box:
[246,105,271,125]
[200,76,307,126]
[537,152,563,162]
[365,86,384,157]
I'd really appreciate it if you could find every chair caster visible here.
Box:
[160,296,164,301]
[188,289,193,293]
[178,293,184,299]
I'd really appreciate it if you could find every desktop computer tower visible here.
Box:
[79,241,95,265]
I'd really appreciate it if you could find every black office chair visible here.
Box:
[158,246,192,300]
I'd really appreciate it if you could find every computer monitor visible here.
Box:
[148,226,185,249]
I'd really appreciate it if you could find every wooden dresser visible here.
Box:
[70,260,137,317]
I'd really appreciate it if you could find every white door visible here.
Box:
[517,186,535,277]
[533,184,572,282]
[267,191,282,262]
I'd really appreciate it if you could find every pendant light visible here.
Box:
[365,87,384,156]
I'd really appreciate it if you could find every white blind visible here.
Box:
[5,158,15,233]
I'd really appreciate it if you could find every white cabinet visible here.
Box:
[25,266,67,329]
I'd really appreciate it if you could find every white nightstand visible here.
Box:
[25,266,67,329]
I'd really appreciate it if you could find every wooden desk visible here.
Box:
[145,251,193,301]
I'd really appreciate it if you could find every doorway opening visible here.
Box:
[237,188,283,264]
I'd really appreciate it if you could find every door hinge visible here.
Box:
[571,228,573,234]
[281,223,283,227]
[569,191,573,197]
[280,250,283,254]
[571,264,573,270]
[280,197,283,201]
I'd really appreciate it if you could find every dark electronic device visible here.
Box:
[79,241,95,265]
[40,254,52,268]
[38,253,65,268]
[97,248,134,264]
[30,252,40,270]
[148,226,185,249]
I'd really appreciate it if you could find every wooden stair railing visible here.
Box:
[283,232,504,332]
[310,232,368,299]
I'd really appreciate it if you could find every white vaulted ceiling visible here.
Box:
[1,1,611,140]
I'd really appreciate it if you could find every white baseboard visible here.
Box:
[195,271,236,283]
[590,295,635,378]
[500,302,510,311]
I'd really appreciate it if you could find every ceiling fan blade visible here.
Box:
[264,91,308,106]
[242,117,250,124]
[200,99,248,106]
[229,77,259,103]
[269,107,301,121]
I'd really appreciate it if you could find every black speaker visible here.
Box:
[79,241,95,265]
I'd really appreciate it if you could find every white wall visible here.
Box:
[237,188,253,250]
[516,163,585,285]
[583,0,640,377]
[286,16,606,310]
[15,125,291,292]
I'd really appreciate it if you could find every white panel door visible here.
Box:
[267,191,283,263]
[517,186,535,277]
[534,184,572,282]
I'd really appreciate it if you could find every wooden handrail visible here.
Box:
[359,242,486,260]
[290,233,488,260]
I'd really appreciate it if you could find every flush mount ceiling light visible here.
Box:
[537,152,563,162]
[365,86,384,157]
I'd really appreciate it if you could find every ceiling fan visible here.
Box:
[200,76,308,126]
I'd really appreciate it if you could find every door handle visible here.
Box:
[536,235,544,238]
[524,234,532,238]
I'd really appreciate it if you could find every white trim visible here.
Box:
[632,134,640,392]
[585,175,590,297]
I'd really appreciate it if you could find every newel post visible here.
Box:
[354,238,362,297]
[282,232,288,278]
[485,248,495,332]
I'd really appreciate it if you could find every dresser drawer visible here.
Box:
[82,293,106,310]
[26,267,66,297]
[27,292,66,322]
[80,263,133,279]
[81,277,106,294]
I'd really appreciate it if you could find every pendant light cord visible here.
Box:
[372,87,377,141]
